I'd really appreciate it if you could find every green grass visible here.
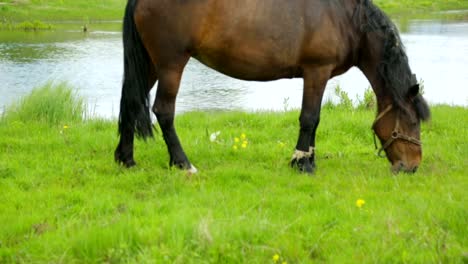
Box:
[0,0,124,22]
[0,19,53,30]
[3,82,85,125]
[0,0,467,29]
[375,0,468,14]
[0,85,466,263]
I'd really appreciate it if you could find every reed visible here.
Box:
[3,82,85,125]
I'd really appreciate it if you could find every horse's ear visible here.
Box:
[406,81,430,121]
[413,93,431,121]
[408,84,419,99]
[410,76,431,121]
[408,74,419,99]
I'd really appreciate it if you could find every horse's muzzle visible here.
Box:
[392,161,419,174]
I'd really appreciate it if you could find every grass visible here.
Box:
[0,84,466,263]
[375,0,468,14]
[3,82,85,125]
[0,0,124,22]
[0,0,467,30]
[0,19,53,30]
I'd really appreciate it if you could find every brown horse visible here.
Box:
[115,0,430,174]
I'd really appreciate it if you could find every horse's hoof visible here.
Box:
[171,160,195,171]
[291,157,315,175]
[123,159,136,168]
[115,151,136,168]
[116,157,136,168]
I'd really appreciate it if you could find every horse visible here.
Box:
[114,0,430,174]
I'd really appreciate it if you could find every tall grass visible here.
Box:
[323,86,377,111]
[3,82,85,125]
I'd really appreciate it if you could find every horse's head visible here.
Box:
[372,84,431,173]
[355,0,432,173]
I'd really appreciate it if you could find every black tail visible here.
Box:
[118,0,153,138]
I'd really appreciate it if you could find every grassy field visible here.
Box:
[0,85,466,263]
[0,0,124,22]
[375,0,468,14]
[0,0,467,25]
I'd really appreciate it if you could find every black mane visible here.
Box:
[358,0,412,104]
[354,0,430,120]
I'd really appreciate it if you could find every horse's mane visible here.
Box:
[355,0,411,104]
[354,0,430,120]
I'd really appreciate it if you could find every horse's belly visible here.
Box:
[192,50,301,81]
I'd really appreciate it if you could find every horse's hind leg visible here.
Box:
[115,67,158,167]
[152,56,196,172]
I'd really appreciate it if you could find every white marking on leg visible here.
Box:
[309,147,315,156]
[291,149,312,161]
[187,164,198,174]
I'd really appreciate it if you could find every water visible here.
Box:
[1,18,467,118]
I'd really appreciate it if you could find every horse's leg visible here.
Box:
[115,67,158,167]
[152,56,196,173]
[307,117,320,168]
[291,67,330,174]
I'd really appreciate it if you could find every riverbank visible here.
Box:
[0,85,466,262]
[375,0,468,15]
[0,0,467,29]
[0,0,123,22]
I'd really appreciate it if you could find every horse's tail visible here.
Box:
[118,0,153,139]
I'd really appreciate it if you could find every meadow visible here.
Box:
[374,0,468,14]
[0,0,124,22]
[0,84,466,263]
[0,0,467,27]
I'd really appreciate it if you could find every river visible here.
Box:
[1,17,467,118]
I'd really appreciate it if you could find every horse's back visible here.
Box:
[134,0,358,80]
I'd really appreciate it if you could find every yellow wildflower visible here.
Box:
[232,145,238,151]
[241,133,246,140]
[234,137,240,143]
[273,254,280,262]
[63,125,69,129]
[241,142,247,148]
[356,199,365,208]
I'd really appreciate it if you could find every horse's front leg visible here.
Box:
[307,116,320,169]
[291,66,330,174]
[152,59,197,173]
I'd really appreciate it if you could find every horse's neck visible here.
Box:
[357,32,392,110]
